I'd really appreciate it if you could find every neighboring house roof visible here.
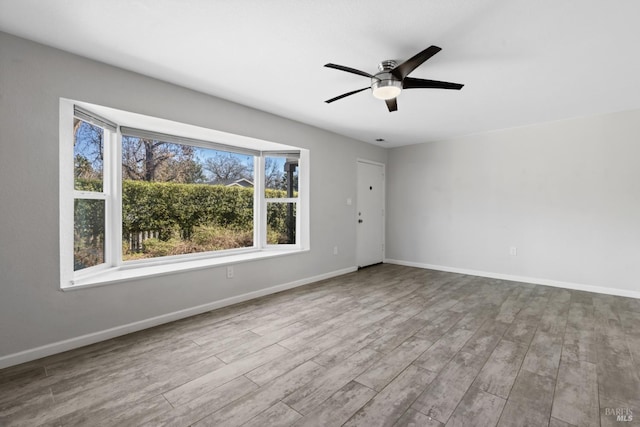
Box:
[217,178,254,188]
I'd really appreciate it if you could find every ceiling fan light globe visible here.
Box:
[371,78,402,100]
[372,85,401,100]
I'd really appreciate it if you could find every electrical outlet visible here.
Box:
[509,247,517,256]
[226,266,234,279]
[333,246,338,255]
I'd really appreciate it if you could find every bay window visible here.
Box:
[60,100,309,289]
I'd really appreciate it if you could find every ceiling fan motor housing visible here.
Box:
[371,60,402,100]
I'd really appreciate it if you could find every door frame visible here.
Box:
[356,158,386,267]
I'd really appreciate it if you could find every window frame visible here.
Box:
[60,99,309,290]
[261,152,301,247]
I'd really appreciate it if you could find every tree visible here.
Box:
[162,152,205,183]
[204,153,252,184]
[264,157,298,192]
[74,154,100,180]
[121,136,205,183]
[264,157,285,190]
[74,118,104,179]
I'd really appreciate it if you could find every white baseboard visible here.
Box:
[0,266,357,370]
[384,258,640,300]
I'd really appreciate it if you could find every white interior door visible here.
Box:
[357,160,384,268]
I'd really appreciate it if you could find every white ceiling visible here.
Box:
[1,0,640,147]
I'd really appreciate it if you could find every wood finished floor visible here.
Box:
[1,264,640,427]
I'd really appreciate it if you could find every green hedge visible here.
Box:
[75,179,292,241]
[123,180,258,238]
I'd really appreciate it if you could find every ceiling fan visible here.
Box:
[324,45,464,112]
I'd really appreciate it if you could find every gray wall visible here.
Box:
[386,109,640,295]
[0,32,386,361]
[2,29,638,365]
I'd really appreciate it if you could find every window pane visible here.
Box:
[265,156,298,197]
[267,202,296,244]
[74,199,105,271]
[74,118,104,192]
[121,135,254,260]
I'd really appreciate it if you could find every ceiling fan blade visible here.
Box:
[403,77,464,90]
[324,63,376,79]
[385,98,398,112]
[325,87,370,103]
[391,45,441,80]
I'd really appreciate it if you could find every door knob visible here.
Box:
[358,219,363,223]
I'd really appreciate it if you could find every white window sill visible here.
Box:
[62,248,309,291]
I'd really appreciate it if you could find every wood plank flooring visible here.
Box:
[1,264,639,426]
